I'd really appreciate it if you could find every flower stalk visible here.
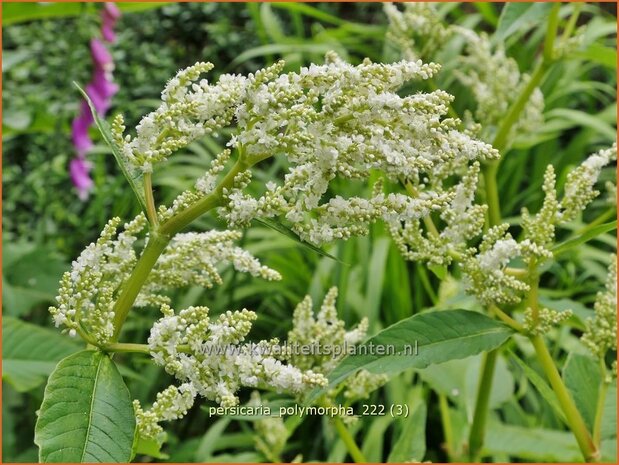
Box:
[333,416,367,463]
[530,334,598,461]
[468,5,563,459]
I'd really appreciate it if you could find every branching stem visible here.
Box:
[469,6,562,458]
[110,156,256,343]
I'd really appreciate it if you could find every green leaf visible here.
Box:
[2,317,79,392]
[546,108,617,140]
[552,221,617,256]
[35,350,136,462]
[573,43,617,69]
[387,400,427,462]
[2,2,84,25]
[74,83,148,215]
[133,436,169,460]
[260,3,286,42]
[474,3,498,27]
[327,310,514,387]
[361,416,392,462]
[253,217,344,263]
[419,354,514,416]
[601,382,617,441]
[229,43,344,69]
[2,242,68,317]
[272,2,346,26]
[508,351,567,424]
[428,264,448,280]
[195,418,231,461]
[563,353,601,431]
[483,421,582,461]
[495,3,553,41]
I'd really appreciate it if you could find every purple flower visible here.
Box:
[71,104,94,157]
[69,5,121,200]
[101,3,121,42]
[90,38,114,72]
[70,156,94,200]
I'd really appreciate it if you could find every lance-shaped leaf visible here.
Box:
[327,310,514,387]
[74,82,148,215]
[35,350,136,463]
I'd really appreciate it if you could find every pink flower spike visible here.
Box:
[91,68,120,99]
[103,2,121,21]
[90,38,113,69]
[70,156,94,200]
[101,24,116,43]
[101,3,121,42]
[71,111,94,157]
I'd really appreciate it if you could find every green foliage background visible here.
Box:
[2,2,617,463]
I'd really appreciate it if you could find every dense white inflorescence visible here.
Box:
[582,256,617,361]
[112,54,497,244]
[49,217,278,344]
[384,2,544,143]
[287,287,388,401]
[391,143,617,308]
[49,214,147,344]
[133,383,196,442]
[147,303,327,405]
[137,230,281,307]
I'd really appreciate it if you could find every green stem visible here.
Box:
[492,3,560,154]
[543,2,561,63]
[578,208,616,232]
[530,334,599,462]
[482,162,501,227]
[468,349,498,461]
[159,158,248,236]
[490,305,525,333]
[439,393,455,461]
[104,342,151,354]
[110,157,253,342]
[332,416,367,463]
[469,10,562,456]
[561,3,582,43]
[528,259,540,322]
[111,232,170,341]
[144,172,159,227]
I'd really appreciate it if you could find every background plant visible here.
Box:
[2,2,617,463]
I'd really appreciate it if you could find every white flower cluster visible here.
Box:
[383,2,452,61]
[384,3,544,143]
[454,29,544,141]
[390,162,486,266]
[137,230,281,307]
[217,54,497,243]
[49,216,278,343]
[114,54,497,244]
[391,143,616,307]
[523,306,573,335]
[115,62,247,173]
[133,383,196,442]
[461,224,530,305]
[147,303,327,408]
[582,256,617,361]
[287,287,388,401]
[560,144,617,222]
[49,214,147,344]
